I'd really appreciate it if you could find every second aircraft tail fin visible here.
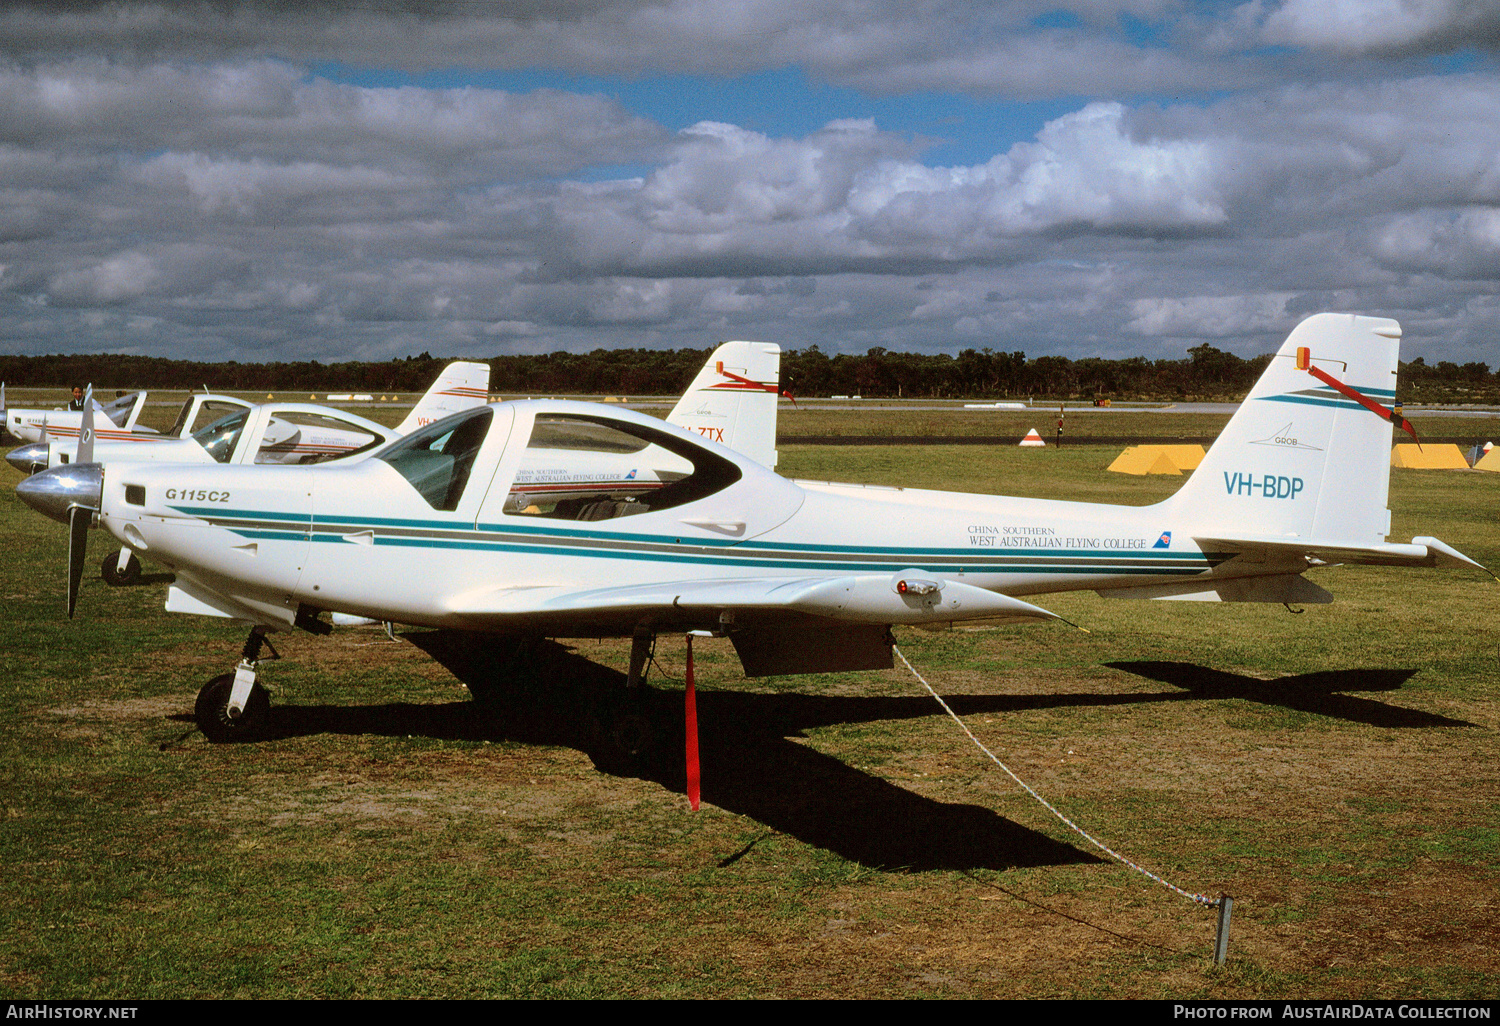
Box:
[396,361,492,436]
[667,341,783,468]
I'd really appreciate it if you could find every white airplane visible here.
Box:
[11,363,490,584]
[6,392,256,474]
[12,345,779,585]
[18,315,1484,748]
[2,386,153,444]
[8,361,492,475]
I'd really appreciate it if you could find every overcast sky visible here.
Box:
[3,1,1500,366]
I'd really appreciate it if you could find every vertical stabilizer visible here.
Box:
[1165,313,1402,544]
[395,361,492,435]
[667,341,783,468]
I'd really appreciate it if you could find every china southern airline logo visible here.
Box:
[625,469,637,480]
[1154,531,1172,549]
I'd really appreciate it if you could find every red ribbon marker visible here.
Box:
[685,634,701,811]
[1297,346,1419,445]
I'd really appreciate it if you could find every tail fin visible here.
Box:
[395,361,491,435]
[1165,313,1402,544]
[666,341,782,468]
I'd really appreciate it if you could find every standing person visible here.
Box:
[67,385,85,410]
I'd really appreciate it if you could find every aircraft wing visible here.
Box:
[445,573,1059,629]
[1193,533,1488,571]
[440,573,1059,677]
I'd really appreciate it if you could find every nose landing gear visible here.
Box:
[100,548,142,586]
[195,626,278,742]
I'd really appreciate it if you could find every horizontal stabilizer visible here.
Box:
[1194,533,1488,572]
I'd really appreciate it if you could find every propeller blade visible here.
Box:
[67,504,89,618]
[77,384,95,464]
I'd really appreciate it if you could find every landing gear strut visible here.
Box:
[195,626,277,742]
[592,632,657,765]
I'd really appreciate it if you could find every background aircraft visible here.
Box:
[6,392,255,474]
[507,340,784,511]
[16,315,1485,750]
[2,386,152,444]
[12,363,489,585]
[8,361,490,475]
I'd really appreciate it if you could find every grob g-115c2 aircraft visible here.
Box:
[16,315,1485,744]
[6,391,255,474]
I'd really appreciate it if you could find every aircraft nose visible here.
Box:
[16,462,103,524]
[7,443,48,474]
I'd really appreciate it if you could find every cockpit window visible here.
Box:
[376,406,494,510]
[192,410,250,464]
[170,398,247,438]
[504,414,741,521]
[100,392,141,428]
[253,411,384,465]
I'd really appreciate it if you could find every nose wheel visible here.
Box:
[195,626,277,743]
[101,548,142,586]
[195,673,270,742]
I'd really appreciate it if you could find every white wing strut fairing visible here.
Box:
[15,314,1487,742]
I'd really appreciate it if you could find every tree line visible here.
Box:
[1,344,1494,403]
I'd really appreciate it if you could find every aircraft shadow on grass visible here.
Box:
[1103,661,1473,729]
[172,634,1468,871]
[115,572,175,587]
[214,632,1100,873]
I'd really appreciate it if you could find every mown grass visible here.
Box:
[1,419,1497,999]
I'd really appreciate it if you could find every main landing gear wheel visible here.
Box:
[608,701,656,760]
[100,550,142,586]
[195,673,270,743]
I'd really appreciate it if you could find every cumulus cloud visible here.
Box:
[1124,293,1298,337]
[2,8,1500,364]
[0,0,1465,98]
[1374,208,1500,278]
[1258,0,1500,56]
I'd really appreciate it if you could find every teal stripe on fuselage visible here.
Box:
[185,505,1217,578]
[183,506,1212,562]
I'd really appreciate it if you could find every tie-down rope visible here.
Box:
[893,644,1219,909]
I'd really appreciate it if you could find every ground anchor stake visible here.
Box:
[1214,895,1233,965]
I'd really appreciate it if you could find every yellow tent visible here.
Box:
[1473,447,1500,472]
[1149,444,1206,470]
[1107,447,1182,475]
[1390,444,1470,469]
[1107,443,1204,475]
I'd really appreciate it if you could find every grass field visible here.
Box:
[1,414,1497,999]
